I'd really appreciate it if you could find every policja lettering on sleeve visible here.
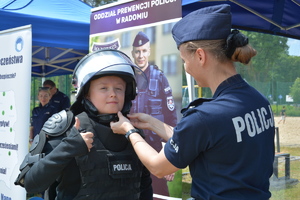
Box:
[169,138,179,153]
[232,105,274,142]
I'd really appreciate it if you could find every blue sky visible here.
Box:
[287,38,300,56]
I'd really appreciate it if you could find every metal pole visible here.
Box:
[275,127,280,152]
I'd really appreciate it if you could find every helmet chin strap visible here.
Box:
[96,113,119,123]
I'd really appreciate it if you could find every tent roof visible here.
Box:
[0,0,92,77]
[182,0,300,40]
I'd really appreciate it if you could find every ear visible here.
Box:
[196,48,205,64]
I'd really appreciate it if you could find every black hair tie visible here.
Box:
[225,29,249,58]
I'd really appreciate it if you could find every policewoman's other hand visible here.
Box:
[74,117,94,152]
[110,111,134,135]
[127,113,152,130]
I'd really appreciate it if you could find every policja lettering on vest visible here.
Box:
[113,163,132,171]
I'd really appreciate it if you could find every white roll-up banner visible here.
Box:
[0,25,32,200]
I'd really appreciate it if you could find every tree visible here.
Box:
[237,31,289,83]
[289,77,300,104]
[273,54,300,82]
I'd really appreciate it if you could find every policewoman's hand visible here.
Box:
[127,113,153,130]
[74,117,94,152]
[110,111,135,135]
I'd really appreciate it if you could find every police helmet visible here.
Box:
[71,49,146,120]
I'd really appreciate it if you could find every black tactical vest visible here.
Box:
[132,65,164,122]
[74,112,143,200]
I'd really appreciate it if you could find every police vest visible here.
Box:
[133,65,164,122]
[74,112,143,200]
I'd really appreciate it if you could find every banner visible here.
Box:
[90,0,181,34]
[0,25,32,200]
[90,0,183,199]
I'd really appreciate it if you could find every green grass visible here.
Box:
[182,167,192,200]
[271,104,300,117]
[182,182,192,200]
[270,146,300,200]
[168,169,183,197]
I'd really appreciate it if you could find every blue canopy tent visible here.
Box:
[0,0,92,77]
[182,0,300,40]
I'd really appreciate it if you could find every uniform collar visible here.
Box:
[213,74,245,98]
[181,98,213,113]
[144,63,150,75]
[53,88,59,96]
[39,103,50,108]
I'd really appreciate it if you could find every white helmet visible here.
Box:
[71,49,146,119]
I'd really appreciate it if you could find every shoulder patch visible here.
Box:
[166,96,175,111]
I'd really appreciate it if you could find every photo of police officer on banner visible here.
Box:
[130,31,178,199]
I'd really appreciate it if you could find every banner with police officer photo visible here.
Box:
[0,25,32,200]
[90,0,183,199]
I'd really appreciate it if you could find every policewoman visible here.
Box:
[15,50,153,200]
[30,87,58,142]
[111,4,275,200]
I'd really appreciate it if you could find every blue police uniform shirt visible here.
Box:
[31,103,58,137]
[49,89,71,111]
[164,74,275,200]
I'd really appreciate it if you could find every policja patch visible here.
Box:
[167,96,175,111]
[107,154,136,178]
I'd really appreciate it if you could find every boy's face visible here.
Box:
[87,76,125,114]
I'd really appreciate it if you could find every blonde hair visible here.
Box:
[182,39,256,65]
[38,87,51,96]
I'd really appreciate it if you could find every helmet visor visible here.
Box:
[72,50,147,97]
